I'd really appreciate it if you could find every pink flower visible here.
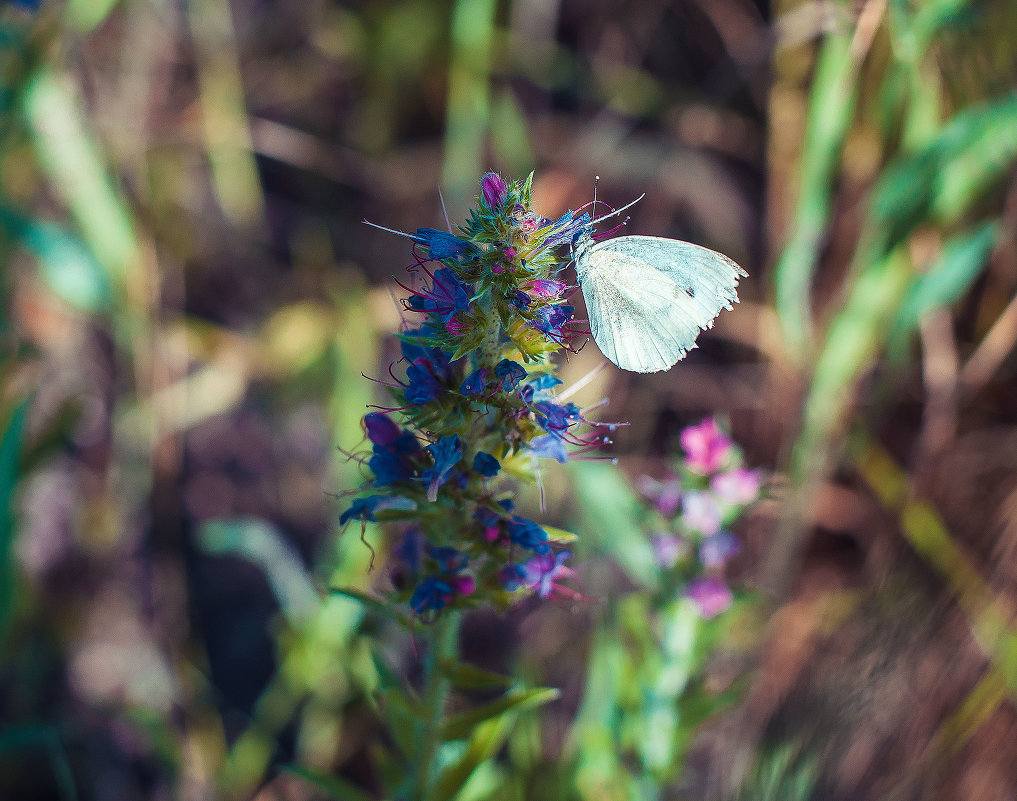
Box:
[680,418,733,475]
[525,279,566,299]
[686,578,733,619]
[711,468,761,506]
[481,172,507,208]
[682,490,722,536]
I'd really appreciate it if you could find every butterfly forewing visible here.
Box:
[578,235,746,373]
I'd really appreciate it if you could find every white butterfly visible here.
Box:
[573,212,747,374]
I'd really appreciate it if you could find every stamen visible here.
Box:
[556,361,609,401]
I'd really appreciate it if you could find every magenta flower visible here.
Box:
[525,279,566,299]
[680,418,732,475]
[686,578,733,619]
[682,490,722,536]
[711,468,761,506]
[481,172,507,208]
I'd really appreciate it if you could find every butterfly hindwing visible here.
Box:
[578,235,746,373]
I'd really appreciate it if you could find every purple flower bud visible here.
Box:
[686,577,733,619]
[651,532,687,569]
[699,531,741,568]
[365,412,401,446]
[481,172,507,208]
[637,476,683,517]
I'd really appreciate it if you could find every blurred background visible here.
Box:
[1,0,1017,798]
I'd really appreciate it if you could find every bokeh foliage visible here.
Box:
[1,0,1016,799]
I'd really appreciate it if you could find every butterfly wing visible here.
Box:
[578,236,746,373]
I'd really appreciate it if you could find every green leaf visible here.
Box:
[439,659,514,690]
[428,715,515,801]
[384,691,424,758]
[932,94,1017,222]
[441,687,559,742]
[198,518,318,625]
[540,524,578,544]
[279,764,375,801]
[888,220,999,356]
[865,94,1017,261]
[570,461,658,590]
[23,69,139,288]
[331,586,412,628]
[0,399,29,654]
[22,221,112,313]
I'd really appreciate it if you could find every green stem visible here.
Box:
[408,611,460,800]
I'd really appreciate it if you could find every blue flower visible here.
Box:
[411,228,475,259]
[542,210,591,248]
[534,401,582,432]
[499,563,528,592]
[394,528,424,571]
[494,359,526,391]
[368,419,422,486]
[405,359,444,405]
[408,268,473,322]
[422,435,463,501]
[509,290,531,310]
[410,576,454,613]
[520,373,562,403]
[402,338,454,406]
[531,304,574,335]
[473,451,501,477]
[499,550,571,597]
[529,434,568,463]
[507,516,550,554]
[460,368,487,396]
[429,545,469,573]
[340,495,416,525]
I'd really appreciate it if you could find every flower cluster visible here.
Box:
[638,417,761,619]
[343,173,603,618]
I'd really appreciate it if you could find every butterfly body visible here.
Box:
[574,234,747,373]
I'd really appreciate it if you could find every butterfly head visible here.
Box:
[569,190,645,274]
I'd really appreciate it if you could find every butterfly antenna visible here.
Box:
[593,175,599,210]
[592,193,645,226]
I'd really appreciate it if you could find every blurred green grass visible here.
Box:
[1,0,1016,799]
